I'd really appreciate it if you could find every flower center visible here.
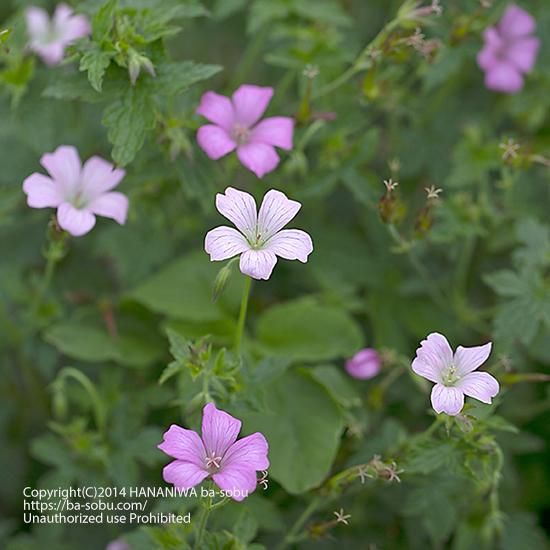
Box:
[205,451,223,473]
[441,364,459,386]
[70,189,88,210]
[232,124,250,146]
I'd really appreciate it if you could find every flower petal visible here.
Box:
[454,342,492,376]
[33,42,65,65]
[499,5,536,38]
[251,117,294,150]
[257,189,301,239]
[222,433,270,471]
[237,142,279,178]
[232,84,273,127]
[201,403,241,459]
[56,202,96,236]
[215,187,257,237]
[162,460,209,490]
[212,466,257,501]
[205,226,250,261]
[507,37,540,73]
[87,192,129,225]
[477,28,502,71]
[345,348,381,380]
[40,146,81,196]
[197,91,235,131]
[485,63,524,93]
[456,372,499,404]
[412,332,453,383]
[158,424,206,466]
[22,173,63,208]
[430,384,464,416]
[26,7,49,37]
[264,229,313,262]
[239,249,277,280]
[80,156,125,199]
[197,125,237,160]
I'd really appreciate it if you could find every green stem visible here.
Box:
[277,496,322,550]
[31,251,57,318]
[234,276,252,353]
[194,494,213,550]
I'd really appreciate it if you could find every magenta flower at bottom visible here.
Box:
[23,146,128,237]
[158,403,269,501]
[412,333,499,416]
[477,4,540,93]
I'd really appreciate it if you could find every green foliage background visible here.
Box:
[0,0,549,548]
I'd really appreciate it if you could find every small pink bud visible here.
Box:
[345,348,381,380]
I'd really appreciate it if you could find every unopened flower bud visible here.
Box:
[345,348,381,379]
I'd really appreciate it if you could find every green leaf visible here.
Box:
[152,61,222,96]
[307,364,361,408]
[483,270,525,297]
[102,86,156,166]
[237,369,345,493]
[129,251,244,322]
[93,0,118,42]
[255,299,363,361]
[79,46,114,92]
[44,322,162,368]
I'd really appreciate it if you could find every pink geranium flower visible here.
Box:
[412,333,499,416]
[26,4,91,66]
[23,146,128,237]
[158,403,269,501]
[345,348,381,380]
[196,84,294,178]
[205,187,313,280]
[477,4,540,93]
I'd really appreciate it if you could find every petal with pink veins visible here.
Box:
[213,467,258,501]
[222,433,269,471]
[237,142,279,178]
[264,229,313,262]
[507,37,540,73]
[215,187,257,237]
[197,91,235,130]
[499,5,536,38]
[412,332,453,382]
[205,226,250,261]
[158,424,206,466]
[56,202,96,236]
[232,85,273,127]
[201,403,242,458]
[485,63,524,93]
[197,125,237,160]
[23,173,63,208]
[40,146,81,196]
[162,460,209,490]
[454,342,492,376]
[87,192,129,225]
[430,384,464,416]
[239,249,277,280]
[257,189,301,239]
[80,156,125,199]
[456,372,499,404]
[251,117,294,150]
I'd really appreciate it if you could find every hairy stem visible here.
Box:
[234,275,252,353]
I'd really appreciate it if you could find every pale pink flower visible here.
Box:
[205,187,313,280]
[158,403,269,501]
[26,4,91,66]
[477,4,540,93]
[23,146,128,237]
[412,333,499,416]
[196,84,294,178]
[345,348,381,379]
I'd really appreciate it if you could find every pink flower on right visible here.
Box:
[412,333,499,416]
[477,4,540,94]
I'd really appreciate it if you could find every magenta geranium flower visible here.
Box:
[412,333,499,416]
[205,187,313,280]
[23,146,128,237]
[477,4,540,93]
[196,84,294,178]
[345,348,381,380]
[26,4,90,66]
[158,403,269,501]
